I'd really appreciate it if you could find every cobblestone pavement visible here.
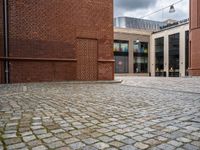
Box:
[0,76,200,150]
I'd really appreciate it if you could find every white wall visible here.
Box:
[150,23,189,77]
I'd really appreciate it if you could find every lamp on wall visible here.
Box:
[136,39,140,43]
[169,5,175,13]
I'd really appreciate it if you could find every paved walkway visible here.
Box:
[0,77,200,150]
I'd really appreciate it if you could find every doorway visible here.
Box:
[76,38,98,81]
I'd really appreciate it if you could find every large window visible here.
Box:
[185,31,189,76]
[114,40,128,52]
[114,40,129,73]
[155,37,165,76]
[169,33,180,77]
[134,42,148,73]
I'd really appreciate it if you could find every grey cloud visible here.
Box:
[114,0,158,17]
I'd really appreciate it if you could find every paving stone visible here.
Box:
[134,142,149,150]
[132,136,147,142]
[191,141,200,147]
[121,138,136,145]
[23,135,36,142]
[4,138,22,145]
[124,132,138,137]
[43,137,59,143]
[33,129,47,135]
[93,142,110,149]
[56,146,72,150]
[55,133,72,139]
[51,129,65,134]
[183,143,200,150]
[176,137,191,143]
[98,136,114,142]
[65,137,80,144]
[7,143,26,150]
[120,145,137,150]
[82,146,98,150]
[27,140,42,147]
[32,145,48,150]
[109,141,124,148]
[83,138,99,144]
[37,133,52,139]
[2,133,17,139]
[69,142,86,150]
[157,143,175,150]
[48,141,66,149]
[168,140,183,147]
[144,139,160,146]
[113,135,127,141]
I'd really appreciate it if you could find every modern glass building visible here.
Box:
[151,20,189,77]
[114,28,151,75]
[114,17,166,31]
[114,18,189,77]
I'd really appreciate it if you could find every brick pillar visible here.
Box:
[189,0,200,76]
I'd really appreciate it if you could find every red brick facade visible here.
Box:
[189,0,200,76]
[0,0,114,83]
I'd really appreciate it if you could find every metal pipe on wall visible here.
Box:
[3,0,9,84]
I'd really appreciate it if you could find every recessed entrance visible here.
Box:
[76,38,98,81]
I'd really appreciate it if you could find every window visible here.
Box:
[155,37,165,76]
[134,42,148,73]
[114,40,128,52]
[169,33,180,77]
[114,40,129,73]
[185,31,189,76]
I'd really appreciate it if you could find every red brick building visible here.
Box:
[0,0,114,84]
[189,0,200,76]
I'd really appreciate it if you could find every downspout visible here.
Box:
[3,0,9,84]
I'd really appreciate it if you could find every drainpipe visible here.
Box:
[3,0,9,84]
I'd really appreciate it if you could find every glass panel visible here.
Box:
[121,43,128,52]
[114,40,129,73]
[114,56,129,73]
[134,42,148,73]
[114,42,120,52]
[155,37,164,76]
[169,33,180,77]
[185,31,189,76]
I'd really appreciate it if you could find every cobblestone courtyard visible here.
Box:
[0,77,200,150]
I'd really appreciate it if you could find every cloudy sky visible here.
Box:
[114,0,189,21]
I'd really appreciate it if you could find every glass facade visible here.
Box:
[169,33,180,77]
[155,37,165,76]
[114,40,129,73]
[185,31,189,76]
[134,42,148,73]
[114,17,166,31]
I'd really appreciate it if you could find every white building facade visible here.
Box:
[150,22,189,77]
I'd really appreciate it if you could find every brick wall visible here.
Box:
[0,0,3,83]
[190,0,200,76]
[5,0,114,83]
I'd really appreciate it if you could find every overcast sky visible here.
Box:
[114,0,189,21]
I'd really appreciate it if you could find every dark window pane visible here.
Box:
[169,33,180,77]
[155,37,164,76]
[185,31,189,76]
[114,40,129,73]
[134,42,148,73]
